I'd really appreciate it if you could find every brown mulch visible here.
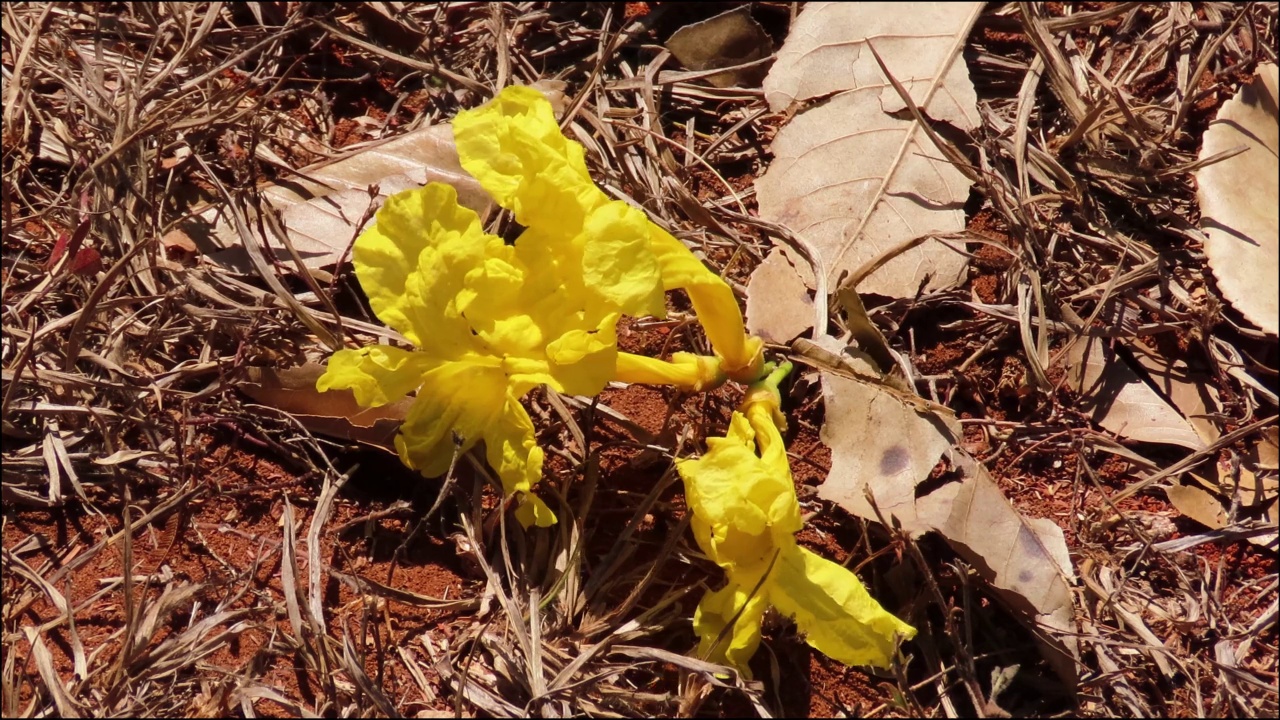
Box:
[3,2,1276,718]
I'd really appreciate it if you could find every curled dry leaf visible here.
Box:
[756,1,981,320]
[1194,457,1279,510]
[1196,62,1279,336]
[1126,341,1221,446]
[239,364,410,452]
[665,5,774,89]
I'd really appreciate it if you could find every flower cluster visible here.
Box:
[318,86,761,527]
[318,85,912,674]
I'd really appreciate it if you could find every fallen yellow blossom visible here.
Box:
[677,363,916,676]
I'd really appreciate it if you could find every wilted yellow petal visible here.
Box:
[316,346,435,407]
[677,413,801,585]
[743,390,790,476]
[681,381,913,675]
[679,414,773,537]
[693,575,770,675]
[770,546,916,669]
[681,412,801,538]
[455,86,761,379]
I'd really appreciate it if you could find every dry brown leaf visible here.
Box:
[1127,341,1221,446]
[1196,62,1279,336]
[1255,499,1279,548]
[1064,336,1204,450]
[756,1,981,305]
[918,452,1078,686]
[1257,427,1279,470]
[816,370,959,526]
[1167,483,1228,530]
[665,5,773,89]
[239,364,411,452]
[1194,458,1279,509]
[746,248,814,344]
[188,124,492,271]
[817,364,1078,686]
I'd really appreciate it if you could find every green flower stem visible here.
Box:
[757,360,793,393]
[741,360,793,433]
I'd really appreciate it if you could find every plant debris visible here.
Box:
[3,3,1276,718]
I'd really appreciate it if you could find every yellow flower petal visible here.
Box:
[393,363,556,528]
[355,184,497,353]
[693,575,770,676]
[481,387,544,494]
[455,86,763,379]
[316,346,436,407]
[515,492,557,528]
[581,201,666,318]
[486,389,556,526]
[680,412,801,540]
[769,546,917,669]
[544,313,619,397]
[648,227,764,382]
[681,397,914,675]
[452,85,604,232]
[395,361,507,479]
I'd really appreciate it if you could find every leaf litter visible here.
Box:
[3,3,1278,719]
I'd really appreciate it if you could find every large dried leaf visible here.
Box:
[755,2,981,303]
[916,452,1078,685]
[1064,337,1204,450]
[1196,62,1279,336]
[816,339,1077,686]
[173,124,491,271]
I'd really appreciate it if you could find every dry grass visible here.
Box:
[2,2,1276,717]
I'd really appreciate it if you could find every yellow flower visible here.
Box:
[677,364,916,676]
[319,184,646,527]
[319,85,763,529]
[453,85,764,383]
